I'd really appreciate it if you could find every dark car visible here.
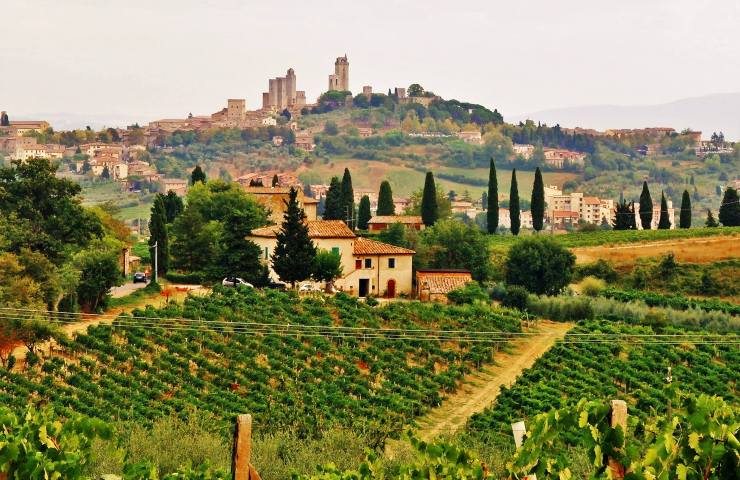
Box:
[266,282,287,291]
[133,272,148,283]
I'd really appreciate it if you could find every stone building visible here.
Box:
[262,68,306,110]
[328,55,349,91]
[227,99,246,123]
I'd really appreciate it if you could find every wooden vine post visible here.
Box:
[232,414,261,480]
[608,399,628,480]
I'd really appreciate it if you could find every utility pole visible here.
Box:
[666,366,673,419]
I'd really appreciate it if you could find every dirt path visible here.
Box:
[413,320,572,442]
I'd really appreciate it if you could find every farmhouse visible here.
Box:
[416,269,473,303]
[248,220,415,298]
[243,186,318,224]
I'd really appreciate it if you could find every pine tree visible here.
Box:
[377,180,395,216]
[679,189,692,228]
[421,171,438,227]
[531,167,545,232]
[639,181,653,229]
[658,191,671,229]
[272,174,279,187]
[271,187,316,288]
[148,195,169,279]
[509,169,521,235]
[357,195,371,230]
[340,168,354,227]
[718,187,740,226]
[486,158,499,234]
[613,199,633,230]
[216,210,263,283]
[163,190,184,223]
[101,165,110,180]
[190,165,206,185]
[323,176,342,220]
[705,209,718,227]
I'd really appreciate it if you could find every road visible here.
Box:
[110,282,147,298]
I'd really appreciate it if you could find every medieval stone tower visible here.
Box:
[328,54,349,92]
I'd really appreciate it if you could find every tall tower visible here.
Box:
[328,54,349,92]
[285,68,297,106]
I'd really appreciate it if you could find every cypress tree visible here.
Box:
[679,189,691,228]
[101,165,110,180]
[421,171,438,227]
[357,195,371,230]
[705,209,718,227]
[658,191,671,229]
[271,187,316,288]
[0,111,8,127]
[272,174,279,187]
[719,187,740,226]
[148,195,169,279]
[531,167,545,232]
[509,169,521,235]
[163,190,184,223]
[639,181,653,229]
[629,202,638,230]
[613,199,632,230]
[377,180,395,216]
[339,168,354,227]
[190,165,206,185]
[481,192,488,209]
[323,177,342,220]
[486,158,499,233]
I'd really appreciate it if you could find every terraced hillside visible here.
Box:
[0,289,522,443]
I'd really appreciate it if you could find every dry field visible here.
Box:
[572,234,740,265]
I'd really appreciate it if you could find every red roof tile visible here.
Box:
[353,237,415,255]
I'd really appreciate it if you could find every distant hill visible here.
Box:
[511,92,740,141]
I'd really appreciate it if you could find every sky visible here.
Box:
[2,0,739,128]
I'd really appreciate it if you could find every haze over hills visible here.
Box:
[510,92,740,141]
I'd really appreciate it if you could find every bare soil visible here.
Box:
[572,235,740,265]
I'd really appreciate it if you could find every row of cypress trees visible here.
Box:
[485,158,545,235]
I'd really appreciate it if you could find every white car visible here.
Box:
[222,277,254,288]
[299,283,316,292]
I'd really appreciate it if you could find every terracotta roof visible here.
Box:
[416,270,473,295]
[353,237,415,255]
[250,220,355,239]
[367,215,423,224]
[583,197,601,205]
[243,186,295,194]
[552,210,580,218]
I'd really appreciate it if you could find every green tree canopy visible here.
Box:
[340,168,354,227]
[486,158,499,234]
[718,186,740,226]
[531,167,545,232]
[639,181,653,229]
[421,172,438,227]
[377,180,395,216]
[416,220,493,281]
[213,210,263,283]
[162,190,184,223]
[148,195,169,278]
[190,165,206,185]
[323,176,343,220]
[505,236,575,295]
[658,191,671,229]
[357,195,371,230]
[509,169,521,235]
[312,250,343,292]
[271,188,316,288]
[705,209,718,227]
[679,189,691,228]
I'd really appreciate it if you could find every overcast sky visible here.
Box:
[2,0,739,127]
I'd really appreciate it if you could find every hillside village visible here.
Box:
[1,25,739,480]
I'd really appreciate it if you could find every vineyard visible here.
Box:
[0,288,522,443]
[467,320,739,437]
[600,288,740,316]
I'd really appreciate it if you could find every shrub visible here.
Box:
[489,283,507,302]
[502,285,530,311]
[447,282,489,305]
[165,271,204,284]
[505,237,575,295]
[573,259,617,282]
[578,276,606,297]
[527,295,594,321]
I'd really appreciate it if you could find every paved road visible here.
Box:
[110,282,147,298]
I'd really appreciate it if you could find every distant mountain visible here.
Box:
[510,92,740,141]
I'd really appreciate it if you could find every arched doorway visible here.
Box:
[386,279,396,298]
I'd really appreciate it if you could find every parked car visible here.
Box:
[133,272,148,284]
[222,277,253,288]
[266,282,287,291]
[299,283,316,292]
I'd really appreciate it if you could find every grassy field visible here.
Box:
[299,158,577,198]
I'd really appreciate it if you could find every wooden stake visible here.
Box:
[232,414,252,480]
[608,400,628,480]
[511,421,536,480]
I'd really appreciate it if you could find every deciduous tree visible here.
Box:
[718,186,740,226]
[505,236,575,295]
[312,250,343,293]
